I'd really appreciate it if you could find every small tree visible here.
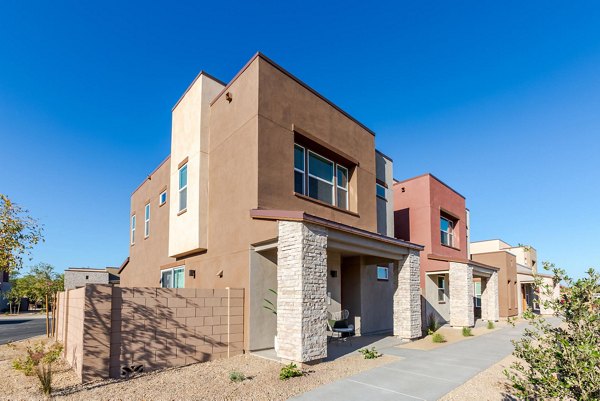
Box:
[504,262,600,400]
[0,194,44,274]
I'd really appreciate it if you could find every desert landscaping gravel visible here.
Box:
[1,336,397,401]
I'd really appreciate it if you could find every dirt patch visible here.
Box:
[439,354,517,400]
[1,336,397,401]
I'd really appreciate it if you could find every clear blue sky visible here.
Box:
[1,1,598,278]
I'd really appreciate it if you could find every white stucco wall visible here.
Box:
[168,74,224,257]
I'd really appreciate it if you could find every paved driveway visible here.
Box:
[0,317,48,344]
[293,322,533,401]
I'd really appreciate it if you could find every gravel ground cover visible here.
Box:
[1,336,397,401]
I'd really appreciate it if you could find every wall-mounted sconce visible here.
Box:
[216,269,223,278]
[225,92,233,103]
[189,269,196,279]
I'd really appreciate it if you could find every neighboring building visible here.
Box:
[471,241,558,316]
[393,174,500,328]
[119,53,424,365]
[0,271,10,312]
[64,267,120,290]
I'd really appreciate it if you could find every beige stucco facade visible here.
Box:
[121,53,423,363]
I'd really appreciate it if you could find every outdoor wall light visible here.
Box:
[225,92,233,103]
[189,269,196,279]
[216,269,223,278]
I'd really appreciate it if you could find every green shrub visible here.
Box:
[431,333,446,343]
[279,363,303,380]
[426,312,440,333]
[462,327,473,337]
[487,320,495,329]
[504,264,600,400]
[13,341,63,394]
[229,370,246,383]
[358,347,381,359]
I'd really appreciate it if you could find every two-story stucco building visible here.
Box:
[393,174,500,328]
[119,53,423,364]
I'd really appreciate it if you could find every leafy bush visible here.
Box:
[279,363,303,380]
[426,312,440,333]
[431,333,446,343]
[462,327,473,337]
[358,347,382,359]
[504,264,600,400]
[229,370,246,383]
[486,320,495,329]
[13,341,63,394]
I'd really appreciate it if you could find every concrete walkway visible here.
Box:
[292,322,531,401]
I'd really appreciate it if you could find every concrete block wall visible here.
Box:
[56,284,244,383]
[57,287,85,379]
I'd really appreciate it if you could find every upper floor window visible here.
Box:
[178,164,187,212]
[144,203,150,238]
[130,215,136,245]
[376,183,386,199]
[161,267,184,288]
[159,190,167,206]
[294,143,349,210]
[440,216,454,247]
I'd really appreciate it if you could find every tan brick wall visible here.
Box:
[56,285,244,383]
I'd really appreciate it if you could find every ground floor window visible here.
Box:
[376,265,389,281]
[161,266,184,288]
[437,276,446,303]
[474,281,482,307]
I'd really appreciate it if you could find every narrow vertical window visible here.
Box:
[144,203,150,238]
[437,276,446,303]
[178,164,187,212]
[440,216,454,247]
[336,165,348,210]
[159,190,167,206]
[294,144,305,194]
[130,215,136,245]
[474,281,482,307]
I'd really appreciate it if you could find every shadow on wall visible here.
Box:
[61,284,243,383]
[421,296,447,333]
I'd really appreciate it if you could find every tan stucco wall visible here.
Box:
[123,157,175,287]
[471,251,518,317]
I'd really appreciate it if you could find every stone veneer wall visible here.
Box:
[56,284,244,383]
[393,249,422,338]
[481,270,500,321]
[277,221,328,363]
[449,262,475,327]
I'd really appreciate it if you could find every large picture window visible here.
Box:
[294,144,349,210]
[440,216,454,247]
[161,267,184,288]
[178,164,188,212]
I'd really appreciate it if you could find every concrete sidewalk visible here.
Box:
[292,322,531,401]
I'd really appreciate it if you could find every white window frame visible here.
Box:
[161,266,185,288]
[144,203,150,238]
[437,276,446,303]
[178,163,188,213]
[130,215,136,245]
[294,144,306,195]
[159,190,167,206]
[308,150,335,206]
[440,216,454,247]
[376,265,389,281]
[336,165,349,210]
[474,281,482,307]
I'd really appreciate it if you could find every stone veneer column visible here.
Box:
[482,270,499,321]
[449,262,475,327]
[393,249,422,339]
[276,221,328,363]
